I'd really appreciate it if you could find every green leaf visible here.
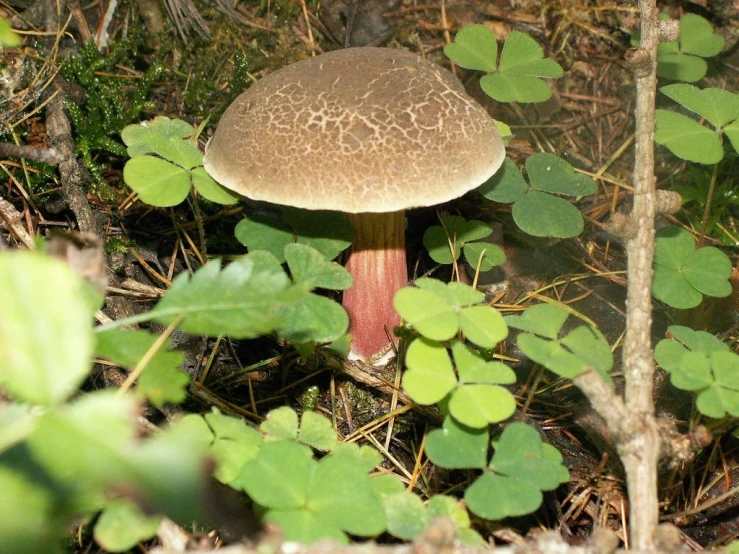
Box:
[422,216,493,265]
[463,242,506,272]
[393,287,459,341]
[498,31,564,78]
[674,351,713,391]
[655,110,723,164]
[204,409,263,484]
[425,415,488,469]
[724,120,739,154]
[148,253,304,338]
[683,247,733,297]
[652,264,702,309]
[95,328,189,407]
[123,156,192,206]
[261,406,299,440]
[282,208,354,261]
[0,252,96,406]
[284,243,353,290]
[307,452,386,536]
[505,303,569,339]
[298,411,338,451]
[465,472,542,519]
[458,305,508,349]
[449,384,516,428]
[478,158,528,203]
[526,153,597,196]
[661,84,739,128]
[0,18,21,48]
[403,338,457,405]
[656,53,708,82]
[191,167,240,204]
[276,292,349,344]
[480,72,554,104]
[414,278,485,308]
[517,333,586,378]
[512,190,584,238]
[679,13,724,57]
[94,499,160,552]
[453,341,516,384]
[234,212,294,262]
[667,325,729,354]
[266,509,347,545]
[121,117,202,168]
[560,325,614,384]
[237,440,314,509]
[444,24,498,72]
[382,492,427,540]
[0,465,60,553]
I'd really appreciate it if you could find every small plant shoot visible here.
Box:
[445,25,564,103]
[422,215,506,272]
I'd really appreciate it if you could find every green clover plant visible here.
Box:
[422,215,506,273]
[445,25,564,103]
[652,226,733,309]
[122,116,240,206]
[655,325,739,418]
[656,14,724,82]
[478,154,598,238]
[655,84,739,165]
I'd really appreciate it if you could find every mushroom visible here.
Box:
[203,47,505,362]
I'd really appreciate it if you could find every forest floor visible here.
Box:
[2,0,739,551]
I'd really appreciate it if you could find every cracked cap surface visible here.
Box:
[203,47,505,213]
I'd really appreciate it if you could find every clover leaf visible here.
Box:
[652,226,733,309]
[122,117,239,206]
[445,25,563,103]
[479,154,597,238]
[423,215,505,272]
[506,303,613,383]
[655,326,739,418]
[655,14,724,82]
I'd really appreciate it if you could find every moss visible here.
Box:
[104,236,134,254]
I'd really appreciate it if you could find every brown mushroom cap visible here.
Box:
[203,47,505,213]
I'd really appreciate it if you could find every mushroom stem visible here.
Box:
[344,211,407,362]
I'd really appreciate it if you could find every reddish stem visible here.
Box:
[343,211,407,361]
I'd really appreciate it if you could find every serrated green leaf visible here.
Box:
[683,247,733,297]
[94,499,160,552]
[459,305,508,349]
[465,472,542,519]
[463,242,506,272]
[661,84,739,129]
[444,24,498,72]
[149,254,304,338]
[284,243,352,290]
[0,252,96,406]
[449,384,516,428]
[298,411,338,451]
[478,158,528,203]
[526,153,597,196]
[480,72,553,103]
[123,156,192,207]
[282,208,354,261]
[261,406,299,440]
[498,31,564,78]
[394,287,459,341]
[425,415,488,469]
[234,212,294,262]
[656,52,707,82]
[191,167,240,204]
[680,13,724,57]
[237,440,314,509]
[453,341,515,384]
[513,191,584,238]
[403,338,457,405]
[504,303,569,339]
[655,110,723,164]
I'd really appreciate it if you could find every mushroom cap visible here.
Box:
[203,47,505,213]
